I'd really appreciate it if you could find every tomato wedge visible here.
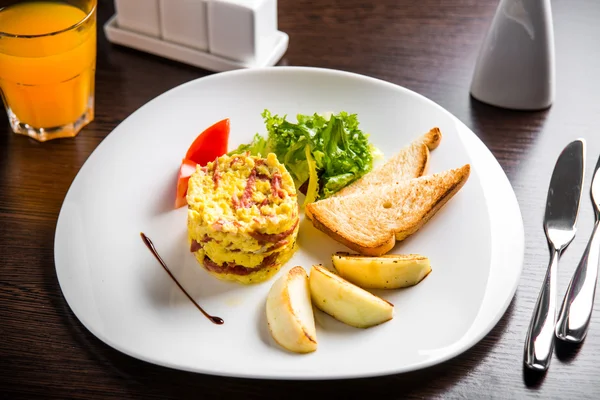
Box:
[185,118,230,166]
[175,158,198,209]
[175,118,231,209]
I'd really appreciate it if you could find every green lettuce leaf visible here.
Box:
[303,144,320,206]
[227,133,269,157]
[229,109,378,203]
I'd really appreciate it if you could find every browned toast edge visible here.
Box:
[422,127,442,150]
[308,164,471,256]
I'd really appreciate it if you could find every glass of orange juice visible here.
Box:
[0,0,97,142]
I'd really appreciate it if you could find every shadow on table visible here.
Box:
[466,96,550,182]
[554,337,584,363]
[468,96,550,141]
[522,337,585,389]
[54,288,517,400]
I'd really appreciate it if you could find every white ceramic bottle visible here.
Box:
[470,0,555,110]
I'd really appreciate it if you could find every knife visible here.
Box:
[555,151,600,343]
[524,139,585,371]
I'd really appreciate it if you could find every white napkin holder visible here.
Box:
[106,0,288,72]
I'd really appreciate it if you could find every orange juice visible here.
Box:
[0,1,96,139]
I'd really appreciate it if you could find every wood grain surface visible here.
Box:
[2,0,600,398]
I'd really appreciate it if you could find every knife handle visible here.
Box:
[556,220,600,342]
[524,248,559,371]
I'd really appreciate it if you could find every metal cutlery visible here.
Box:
[555,152,600,343]
[524,139,585,371]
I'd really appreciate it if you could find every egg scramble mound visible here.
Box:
[187,153,299,284]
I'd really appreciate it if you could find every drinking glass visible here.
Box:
[0,0,97,142]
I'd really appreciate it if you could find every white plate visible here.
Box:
[54,67,524,380]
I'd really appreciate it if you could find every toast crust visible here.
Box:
[306,164,470,256]
[421,127,442,150]
[311,217,396,256]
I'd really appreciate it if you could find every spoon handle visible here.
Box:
[556,220,600,342]
[524,248,559,371]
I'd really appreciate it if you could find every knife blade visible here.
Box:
[544,142,585,232]
[524,138,585,371]
[556,150,600,342]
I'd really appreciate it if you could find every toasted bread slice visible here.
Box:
[305,128,442,220]
[333,142,429,199]
[331,127,442,199]
[306,164,470,256]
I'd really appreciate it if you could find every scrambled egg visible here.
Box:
[191,240,298,284]
[187,152,299,284]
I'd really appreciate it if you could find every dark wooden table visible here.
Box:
[2,0,600,398]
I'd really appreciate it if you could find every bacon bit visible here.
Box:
[271,173,286,198]
[239,167,257,208]
[248,219,299,244]
[212,157,220,189]
[212,220,224,231]
[271,173,281,194]
[230,156,243,167]
[265,240,288,253]
[200,166,208,174]
[201,235,212,243]
[231,195,240,210]
[260,198,269,207]
[256,173,270,180]
[254,159,265,167]
[261,253,278,266]
[190,240,202,252]
[203,253,278,276]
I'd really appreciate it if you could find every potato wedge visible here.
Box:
[332,253,431,289]
[266,266,317,353]
[309,265,394,328]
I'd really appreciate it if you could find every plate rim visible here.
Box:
[54,66,524,380]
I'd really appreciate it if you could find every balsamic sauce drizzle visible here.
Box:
[140,232,224,325]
